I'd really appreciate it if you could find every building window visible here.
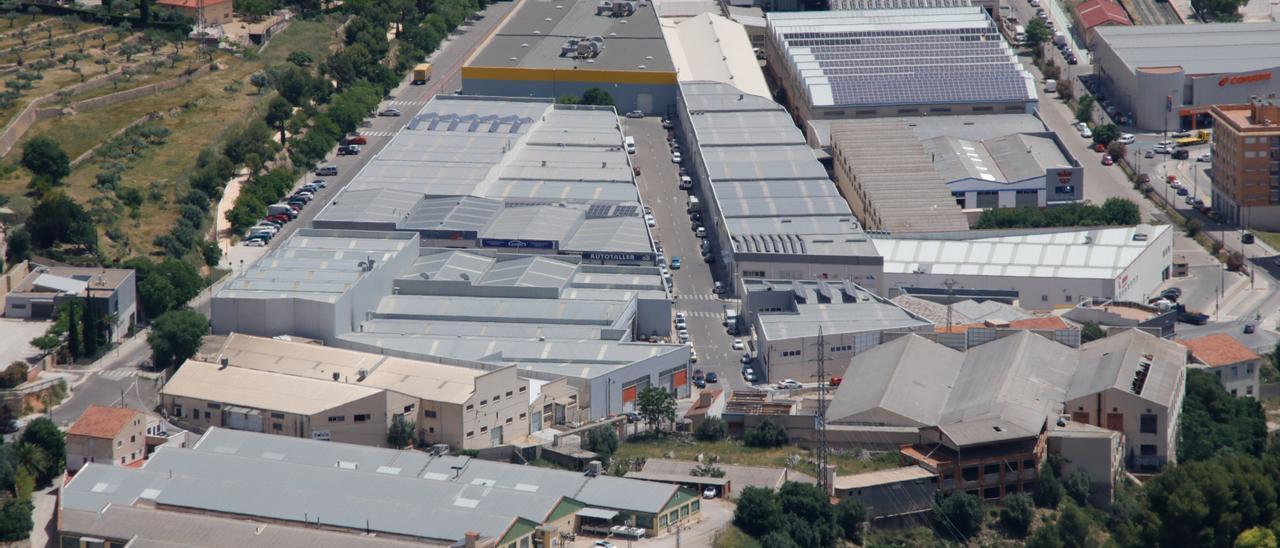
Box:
[983,463,1001,476]
[173,405,182,418]
[272,423,283,431]
[404,404,416,413]
[130,435,135,443]
[983,487,1001,500]
[117,440,122,447]
[506,391,513,397]
[1022,459,1036,470]
[354,414,371,423]
[204,411,211,420]
[493,395,500,402]
[520,413,527,419]
[961,466,979,482]
[743,270,765,278]
[271,412,285,419]
[1140,414,1157,434]
[328,415,345,422]
[1248,385,1255,396]
[424,410,438,418]
[1140,444,1157,456]
[480,400,488,406]
[481,426,488,433]
[1041,295,1049,302]
[466,431,474,438]
[466,404,474,411]
[506,417,513,424]
[519,386,527,393]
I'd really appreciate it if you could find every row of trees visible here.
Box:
[973,197,1141,229]
[0,418,66,541]
[735,482,867,547]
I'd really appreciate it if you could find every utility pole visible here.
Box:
[942,278,960,333]
[815,326,828,492]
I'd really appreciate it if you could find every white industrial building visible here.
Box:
[872,225,1174,308]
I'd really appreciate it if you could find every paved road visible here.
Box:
[624,118,754,392]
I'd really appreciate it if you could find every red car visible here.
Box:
[267,214,290,223]
[1101,155,1114,166]
[829,376,843,387]
[344,134,368,145]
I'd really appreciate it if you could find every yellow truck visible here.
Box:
[412,63,432,85]
[1173,130,1210,147]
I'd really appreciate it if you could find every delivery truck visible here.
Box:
[413,63,432,85]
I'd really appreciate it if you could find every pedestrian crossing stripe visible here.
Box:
[388,100,426,106]
[99,369,138,380]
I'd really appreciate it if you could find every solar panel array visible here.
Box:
[774,12,1031,108]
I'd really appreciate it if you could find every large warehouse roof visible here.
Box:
[873,225,1171,280]
[215,229,417,303]
[830,120,970,233]
[1094,22,1280,75]
[768,7,1034,109]
[662,13,769,99]
[925,133,1071,187]
[467,0,675,72]
[682,81,878,259]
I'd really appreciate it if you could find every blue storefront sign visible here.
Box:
[480,238,556,249]
[582,251,655,263]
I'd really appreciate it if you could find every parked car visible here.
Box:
[1079,126,1093,139]
[1245,323,1257,334]
[829,376,843,387]
[672,151,682,163]
[645,214,656,227]
[1242,232,1255,244]
[380,108,402,117]
[1118,133,1135,144]
[1198,153,1212,163]
[777,379,802,390]
[742,369,756,383]
[343,135,367,145]
[1176,187,1189,196]
[1152,142,1174,154]
[705,372,718,383]
[245,238,267,247]
[670,257,681,269]
[662,118,674,129]
[1144,149,1155,158]
[310,180,327,189]
[703,487,717,499]
[740,353,752,364]
[732,338,744,350]
[624,412,643,423]
[1101,155,1113,166]
[625,110,644,118]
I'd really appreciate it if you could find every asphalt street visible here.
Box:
[623,118,757,392]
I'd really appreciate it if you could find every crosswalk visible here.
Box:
[386,99,426,107]
[99,369,139,381]
[360,130,396,138]
[678,310,722,319]
[674,294,742,303]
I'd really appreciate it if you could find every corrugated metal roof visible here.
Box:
[661,14,770,98]
[161,360,382,415]
[828,334,963,427]
[1093,22,1280,75]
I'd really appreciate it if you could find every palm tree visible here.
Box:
[12,443,47,482]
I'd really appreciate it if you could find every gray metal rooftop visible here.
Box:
[312,188,419,228]
[1094,22,1280,76]
[828,334,964,427]
[681,81,877,259]
[467,0,675,72]
[768,8,1035,109]
[830,120,970,233]
[832,0,971,7]
[373,295,628,325]
[400,196,503,234]
[339,333,688,379]
[214,230,418,303]
[924,133,1070,187]
[1071,328,1185,407]
[756,302,932,340]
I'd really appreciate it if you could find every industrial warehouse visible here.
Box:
[1092,22,1280,131]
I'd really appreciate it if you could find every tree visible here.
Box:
[1193,0,1248,21]
[584,425,618,458]
[635,386,675,431]
[555,93,581,105]
[1228,251,1246,272]
[287,50,313,67]
[1025,18,1050,53]
[20,417,65,484]
[695,416,727,441]
[1092,123,1120,145]
[201,240,222,267]
[759,531,800,548]
[1057,503,1091,548]
[66,299,81,360]
[29,191,98,253]
[0,499,32,542]
[1035,464,1064,509]
[933,491,983,540]
[22,135,70,183]
[834,498,868,544]
[5,226,30,264]
[1186,218,1203,237]
[82,296,99,357]
[689,463,725,477]
[147,309,209,368]
[249,70,271,94]
[1065,469,1092,506]
[1026,522,1065,548]
[120,42,144,63]
[734,486,784,537]
[95,56,110,74]
[1081,322,1106,343]
[1075,95,1095,125]
[581,87,614,106]
[1107,141,1128,161]
[387,418,416,448]
[1000,493,1035,537]
[137,275,177,321]
[1239,527,1279,548]
[743,418,788,448]
[266,96,292,146]
[1179,368,1266,462]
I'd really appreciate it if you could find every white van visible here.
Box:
[687,196,700,213]
[315,165,338,176]
[679,175,693,190]
[1044,79,1057,93]
[624,136,636,154]
[1014,25,1025,43]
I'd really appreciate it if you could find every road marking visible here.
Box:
[99,369,138,380]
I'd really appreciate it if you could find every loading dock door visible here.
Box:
[622,384,638,405]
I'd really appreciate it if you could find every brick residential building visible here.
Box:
[1209,100,1280,229]
[1180,332,1262,398]
[66,406,148,472]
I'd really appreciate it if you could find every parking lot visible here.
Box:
[0,318,52,368]
[623,117,756,392]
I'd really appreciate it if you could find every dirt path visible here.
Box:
[214,171,249,267]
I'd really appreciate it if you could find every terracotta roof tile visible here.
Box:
[1075,0,1132,31]
[67,406,141,440]
[1179,333,1260,368]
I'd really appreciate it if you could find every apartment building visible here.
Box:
[1181,333,1263,398]
[66,406,149,472]
[1209,99,1280,229]
[162,334,531,450]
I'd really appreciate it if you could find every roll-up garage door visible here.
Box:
[622,384,639,404]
